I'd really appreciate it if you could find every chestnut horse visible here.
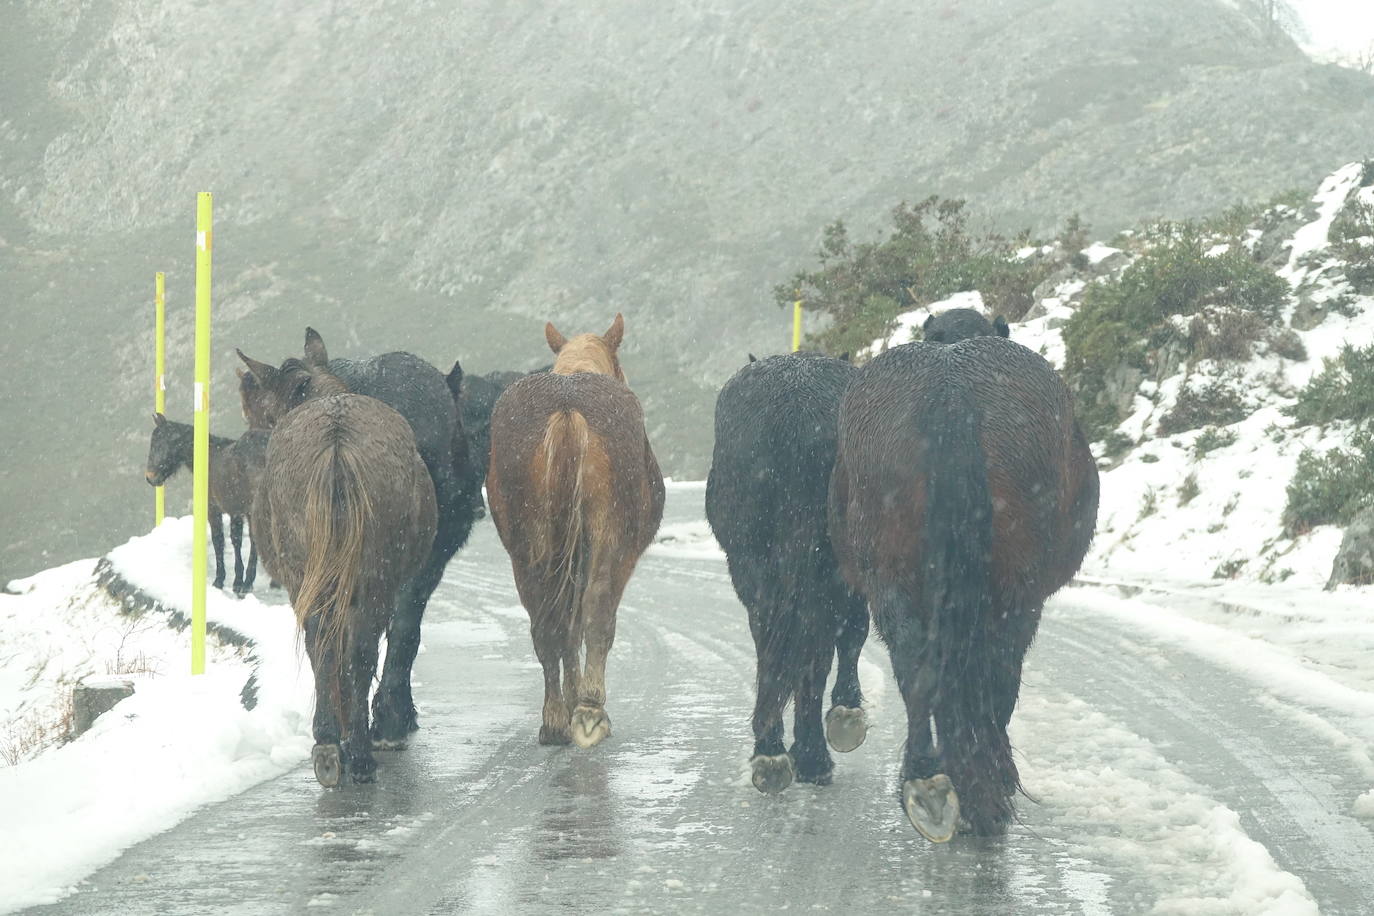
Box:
[486,315,664,747]
[251,360,436,786]
[829,335,1098,841]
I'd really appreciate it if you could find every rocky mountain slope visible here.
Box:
[3,0,1373,575]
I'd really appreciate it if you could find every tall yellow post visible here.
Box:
[153,272,166,527]
[192,193,212,675]
[791,298,802,352]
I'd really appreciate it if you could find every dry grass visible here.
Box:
[1,692,75,766]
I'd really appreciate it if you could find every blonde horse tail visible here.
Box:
[536,410,590,631]
[293,442,372,732]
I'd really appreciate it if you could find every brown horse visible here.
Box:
[829,335,1098,841]
[487,314,665,747]
[249,359,437,786]
[237,329,478,747]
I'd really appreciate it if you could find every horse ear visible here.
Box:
[748,353,757,363]
[994,315,1010,338]
[603,313,625,351]
[923,314,937,332]
[839,352,851,363]
[236,349,278,385]
[303,327,328,368]
[545,322,568,354]
[445,360,464,400]
[153,412,166,427]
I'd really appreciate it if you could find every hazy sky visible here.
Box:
[1287,0,1374,64]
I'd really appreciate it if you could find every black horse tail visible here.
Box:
[922,379,1018,834]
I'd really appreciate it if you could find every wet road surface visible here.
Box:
[30,489,1374,914]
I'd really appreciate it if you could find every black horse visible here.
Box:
[237,329,480,745]
[829,335,1098,841]
[453,366,550,518]
[707,352,870,793]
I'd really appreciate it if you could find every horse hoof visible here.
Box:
[538,725,571,746]
[312,744,343,788]
[570,705,611,748]
[371,736,406,751]
[350,759,377,784]
[825,705,868,753]
[903,774,960,843]
[750,753,794,794]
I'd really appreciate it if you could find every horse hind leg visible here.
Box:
[748,609,794,794]
[304,616,344,788]
[534,620,572,745]
[209,511,227,590]
[826,595,870,753]
[342,610,384,783]
[570,556,628,749]
[890,632,958,843]
[229,515,247,596]
[371,549,447,746]
[790,644,835,786]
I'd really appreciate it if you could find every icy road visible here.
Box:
[27,486,1374,915]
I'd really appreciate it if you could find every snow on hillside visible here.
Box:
[894,161,1374,593]
[0,518,311,913]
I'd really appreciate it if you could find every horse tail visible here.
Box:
[922,379,1017,833]
[293,440,372,733]
[535,410,590,632]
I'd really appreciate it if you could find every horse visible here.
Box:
[921,308,1009,344]
[486,314,664,747]
[706,352,870,794]
[828,334,1098,841]
[144,413,270,597]
[236,328,478,746]
[250,360,437,786]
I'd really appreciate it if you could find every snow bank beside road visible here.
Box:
[0,518,312,914]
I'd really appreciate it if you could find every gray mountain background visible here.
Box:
[2,0,1372,578]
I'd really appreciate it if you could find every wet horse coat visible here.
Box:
[237,329,478,745]
[706,352,870,793]
[486,315,664,747]
[829,335,1098,839]
[251,366,436,786]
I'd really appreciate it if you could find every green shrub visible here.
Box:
[1179,473,1200,505]
[1063,226,1287,438]
[1290,344,1374,427]
[775,197,1059,354]
[1329,193,1374,290]
[1157,377,1248,436]
[1193,426,1239,457]
[1282,431,1374,535]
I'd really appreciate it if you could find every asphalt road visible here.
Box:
[31,488,1374,915]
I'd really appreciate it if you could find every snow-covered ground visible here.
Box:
[0,518,312,912]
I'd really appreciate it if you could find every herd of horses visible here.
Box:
[143,307,1097,842]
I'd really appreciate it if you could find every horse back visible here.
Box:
[328,352,460,482]
[254,393,438,609]
[833,337,1097,608]
[488,372,663,566]
[708,354,854,599]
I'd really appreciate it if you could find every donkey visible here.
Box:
[251,361,437,786]
[145,413,269,597]
[237,329,478,746]
[706,352,870,794]
[829,335,1098,841]
[486,314,664,747]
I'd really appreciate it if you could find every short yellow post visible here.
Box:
[153,272,166,527]
[191,193,212,675]
[791,298,803,352]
